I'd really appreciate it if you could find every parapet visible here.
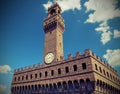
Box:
[14,49,117,74]
[84,49,93,56]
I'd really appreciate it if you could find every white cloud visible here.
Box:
[84,0,120,23]
[101,31,112,44]
[114,29,120,38]
[43,0,81,12]
[103,49,120,67]
[0,65,11,74]
[0,85,6,91]
[95,22,112,44]
[84,0,120,44]
[43,1,53,11]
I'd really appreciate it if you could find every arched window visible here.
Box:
[35,73,37,78]
[68,81,74,90]
[18,76,20,81]
[38,84,41,89]
[35,85,37,90]
[74,80,79,89]
[57,82,62,90]
[40,72,42,78]
[82,63,86,69]
[86,78,93,91]
[73,65,77,71]
[22,76,24,80]
[30,74,32,79]
[95,64,98,70]
[14,77,16,81]
[65,66,69,73]
[107,72,109,77]
[45,71,48,77]
[99,67,102,73]
[80,79,86,91]
[53,83,58,92]
[103,69,106,75]
[46,84,49,91]
[97,79,99,86]
[25,86,27,91]
[63,81,67,90]
[26,75,28,80]
[58,68,61,74]
[49,84,53,90]
[110,74,112,79]
[32,85,34,91]
[28,85,31,90]
[51,70,54,76]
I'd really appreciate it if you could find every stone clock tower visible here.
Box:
[43,3,65,64]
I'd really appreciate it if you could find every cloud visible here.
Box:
[43,0,81,12]
[84,0,120,44]
[95,22,112,44]
[114,29,120,38]
[100,31,112,44]
[0,85,6,91]
[43,1,53,11]
[103,49,120,67]
[84,0,120,23]
[0,65,11,74]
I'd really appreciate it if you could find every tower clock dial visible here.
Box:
[45,53,54,64]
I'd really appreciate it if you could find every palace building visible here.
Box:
[11,3,120,94]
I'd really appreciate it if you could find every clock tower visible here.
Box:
[43,3,65,64]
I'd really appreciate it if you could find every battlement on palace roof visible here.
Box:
[14,49,117,74]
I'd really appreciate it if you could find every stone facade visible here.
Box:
[11,3,120,94]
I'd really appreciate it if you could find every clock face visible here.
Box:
[45,53,54,64]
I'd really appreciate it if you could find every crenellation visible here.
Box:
[100,58,102,62]
[33,64,36,68]
[17,68,20,72]
[76,51,80,57]
[37,63,41,68]
[84,49,93,56]
[60,56,64,61]
[68,54,72,59]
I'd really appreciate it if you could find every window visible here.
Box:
[113,76,115,81]
[14,77,16,81]
[65,66,69,73]
[95,64,98,70]
[103,69,106,75]
[82,63,86,69]
[99,67,102,73]
[51,70,54,76]
[58,68,61,74]
[40,73,42,78]
[18,77,20,81]
[110,74,112,79]
[26,75,28,80]
[73,65,77,71]
[30,74,33,79]
[22,76,24,80]
[45,71,48,77]
[107,72,109,77]
[35,74,37,78]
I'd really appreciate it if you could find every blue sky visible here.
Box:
[0,0,120,94]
